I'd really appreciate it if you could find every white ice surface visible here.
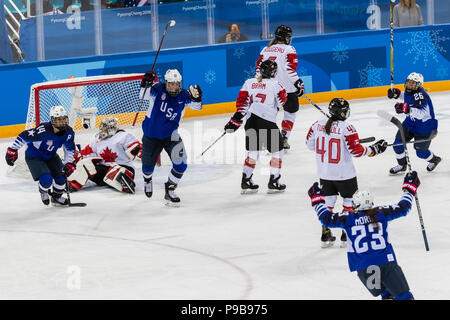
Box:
[1,92,450,300]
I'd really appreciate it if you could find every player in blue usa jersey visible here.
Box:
[307,171,420,300]
[5,106,77,206]
[387,72,441,174]
[139,69,202,206]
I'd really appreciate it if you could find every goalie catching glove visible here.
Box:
[189,85,202,102]
[125,141,142,160]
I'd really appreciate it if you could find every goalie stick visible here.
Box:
[64,144,87,207]
[377,110,430,251]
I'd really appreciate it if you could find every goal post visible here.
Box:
[25,73,147,131]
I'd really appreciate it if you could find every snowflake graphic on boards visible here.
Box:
[358,61,383,87]
[243,65,256,79]
[401,30,449,67]
[204,70,216,85]
[233,47,245,59]
[436,66,448,79]
[332,43,349,64]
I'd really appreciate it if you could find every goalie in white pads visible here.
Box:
[306,98,387,248]
[68,117,141,194]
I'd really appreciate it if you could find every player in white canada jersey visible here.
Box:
[225,59,288,193]
[68,117,142,194]
[255,25,304,150]
[306,98,387,248]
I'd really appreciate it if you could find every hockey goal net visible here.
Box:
[25,73,148,131]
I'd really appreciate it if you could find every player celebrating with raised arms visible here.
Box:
[255,25,304,150]
[225,59,288,194]
[307,171,420,300]
[140,69,202,206]
[5,105,76,206]
[68,117,141,194]
[387,72,441,174]
[306,98,387,248]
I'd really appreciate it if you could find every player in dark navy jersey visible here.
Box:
[5,106,76,206]
[387,72,441,174]
[308,171,420,300]
[139,69,202,206]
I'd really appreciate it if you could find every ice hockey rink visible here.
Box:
[0,91,449,300]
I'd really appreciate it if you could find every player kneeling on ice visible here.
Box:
[67,117,141,194]
[306,98,388,248]
[225,59,288,194]
[5,106,76,206]
[139,69,202,206]
[387,72,441,174]
[307,171,420,300]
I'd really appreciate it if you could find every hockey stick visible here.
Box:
[390,0,395,90]
[63,144,87,207]
[377,110,430,251]
[199,131,226,157]
[303,95,329,118]
[359,137,376,144]
[387,130,437,147]
[132,20,176,127]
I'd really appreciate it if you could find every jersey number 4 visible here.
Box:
[316,137,341,163]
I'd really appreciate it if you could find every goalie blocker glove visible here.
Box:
[189,85,202,102]
[395,102,410,114]
[387,88,401,99]
[294,78,305,97]
[402,171,420,195]
[368,139,388,157]
[307,182,325,206]
[5,147,18,166]
[141,71,157,88]
[62,162,76,177]
[224,112,244,133]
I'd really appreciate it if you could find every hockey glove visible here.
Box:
[224,112,244,133]
[402,171,420,195]
[5,147,18,166]
[368,139,388,157]
[189,85,202,102]
[140,71,157,88]
[294,79,305,97]
[387,88,401,99]
[62,162,77,177]
[307,182,325,206]
[395,102,410,114]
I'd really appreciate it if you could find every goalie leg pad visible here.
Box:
[67,157,102,191]
[103,165,136,193]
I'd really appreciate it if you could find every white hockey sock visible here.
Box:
[243,151,259,178]
[325,195,338,209]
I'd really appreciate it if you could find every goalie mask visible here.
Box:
[405,72,424,94]
[352,190,374,211]
[275,25,292,45]
[49,105,69,131]
[260,59,277,79]
[99,116,119,139]
[329,98,350,121]
[164,69,182,97]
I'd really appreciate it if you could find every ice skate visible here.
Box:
[340,230,347,248]
[144,178,153,198]
[389,164,407,175]
[164,181,180,207]
[267,174,286,194]
[321,227,336,248]
[39,187,50,206]
[427,155,441,172]
[50,191,69,206]
[241,173,259,194]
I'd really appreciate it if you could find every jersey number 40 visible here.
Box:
[316,137,341,164]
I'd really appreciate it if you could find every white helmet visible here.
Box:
[352,190,374,211]
[164,69,182,97]
[405,72,424,93]
[49,105,68,130]
[99,116,119,139]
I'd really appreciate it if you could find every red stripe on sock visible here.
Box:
[244,157,257,168]
[281,120,294,132]
[270,158,282,168]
